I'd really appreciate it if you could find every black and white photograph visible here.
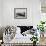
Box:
[14,8,27,19]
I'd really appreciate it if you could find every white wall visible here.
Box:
[32,0,41,28]
[1,0,41,27]
[0,0,3,26]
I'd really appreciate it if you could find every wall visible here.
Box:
[0,0,3,27]
[32,0,41,28]
[1,0,41,27]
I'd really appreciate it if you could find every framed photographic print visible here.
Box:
[14,8,27,19]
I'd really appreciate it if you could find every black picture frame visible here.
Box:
[14,8,27,19]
